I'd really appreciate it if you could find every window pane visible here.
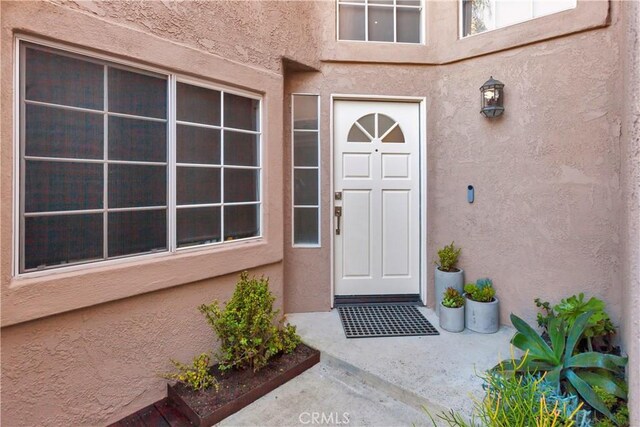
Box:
[339,5,366,40]
[177,125,220,165]
[108,67,167,119]
[495,1,532,28]
[368,6,394,42]
[294,207,319,245]
[397,7,421,43]
[109,116,166,162]
[224,204,259,240]
[293,95,318,130]
[294,169,319,206]
[24,214,103,271]
[294,131,318,167]
[25,161,103,212]
[462,0,494,36]
[224,169,259,203]
[177,167,221,205]
[177,82,221,126]
[108,164,166,208]
[224,93,259,131]
[359,114,376,137]
[177,206,221,247]
[25,47,103,109]
[397,0,421,5]
[533,0,575,17]
[224,131,259,166]
[108,209,166,257]
[25,104,103,159]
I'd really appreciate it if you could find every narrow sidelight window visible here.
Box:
[292,95,320,247]
[18,41,262,273]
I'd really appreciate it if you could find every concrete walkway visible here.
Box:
[220,307,515,427]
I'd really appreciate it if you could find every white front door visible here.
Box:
[333,100,421,296]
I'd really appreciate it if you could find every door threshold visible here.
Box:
[334,294,423,306]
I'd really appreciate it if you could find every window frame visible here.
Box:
[336,0,425,45]
[13,37,264,278]
[459,0,577,39]
[291,94,321,248]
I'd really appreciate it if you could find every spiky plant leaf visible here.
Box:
[564,311,593,364]
[566,369,615,423]
[575,370,627,400]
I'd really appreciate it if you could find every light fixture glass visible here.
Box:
[480,76,505,118]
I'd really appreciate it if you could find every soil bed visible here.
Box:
[168,343,320,427]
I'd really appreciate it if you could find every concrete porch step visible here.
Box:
[220,359,432,426]
[285,308,516,419]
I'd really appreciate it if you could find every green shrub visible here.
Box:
[442,287,465,308]
[464,278,496,302]
[163,353,219,392]
[498,312,627,422]
[436,242,461,272]
[592,387,630,427]
[535,294,616,352]
[425,359,587,427]
[198,272,301,372]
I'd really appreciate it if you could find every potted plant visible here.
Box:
[464,278,499,333]
[439,287,465,332]
[434,242,464,316]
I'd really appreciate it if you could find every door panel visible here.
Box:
[334,100,421,296]
[342,190,371,277]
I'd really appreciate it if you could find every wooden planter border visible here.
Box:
[168,344,321,427]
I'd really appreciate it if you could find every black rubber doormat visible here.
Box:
[337,304,439,338]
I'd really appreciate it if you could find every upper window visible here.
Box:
[19,42,261,273]
[461,0,576,37]
[338,0,423,44]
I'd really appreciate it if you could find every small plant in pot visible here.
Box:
[434,242,464,317]
[439,287,465,333]
[464,278,499,334]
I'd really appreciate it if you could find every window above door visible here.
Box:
[337,0,423,44]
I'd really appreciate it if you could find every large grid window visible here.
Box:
[292,95,320,246]
[338,0,423,44]
[461,0,576,37]
[19,42,261,273]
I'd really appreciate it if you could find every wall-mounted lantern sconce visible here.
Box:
[480,76,505,118]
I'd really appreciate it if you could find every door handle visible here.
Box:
[334,206,342,235]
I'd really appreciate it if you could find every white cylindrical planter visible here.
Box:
[434,267,464,316]
[439,304,465,332]
[465,297,500,334]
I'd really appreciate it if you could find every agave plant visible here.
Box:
[497,311,627,423]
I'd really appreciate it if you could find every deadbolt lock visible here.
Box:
[335,192,342,200]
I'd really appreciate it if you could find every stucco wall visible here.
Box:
[619,1,640,425]
[285,5,625,331]
[1,264,284,426]
[0,1,297,425]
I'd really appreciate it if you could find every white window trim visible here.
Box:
[336,0,425,45]
[459,0,577,39]
[13,36,264,277]
[291,94,321,248]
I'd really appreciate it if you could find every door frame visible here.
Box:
[329,94,428,307]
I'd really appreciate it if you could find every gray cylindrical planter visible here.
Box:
[439,304,465,332]
[465,297,500,334]
[434,267,464,316]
